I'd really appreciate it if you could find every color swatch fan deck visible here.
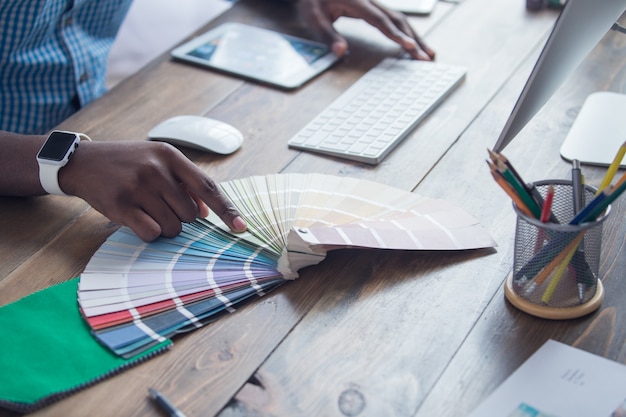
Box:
[78,173,496,357]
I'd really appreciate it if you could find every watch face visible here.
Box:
[37,131,78,161]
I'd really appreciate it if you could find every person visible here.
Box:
[0,0,435,242]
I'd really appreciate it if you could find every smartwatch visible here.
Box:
[37,130,91,196]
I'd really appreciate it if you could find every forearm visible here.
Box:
[0,131,47,196]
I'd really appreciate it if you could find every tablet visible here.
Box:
[171,22,341,90]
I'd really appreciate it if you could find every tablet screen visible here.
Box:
[171,23,341,89]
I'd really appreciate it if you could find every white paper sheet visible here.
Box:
[467,340,626,417]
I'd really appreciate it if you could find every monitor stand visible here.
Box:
[560,91,626,167]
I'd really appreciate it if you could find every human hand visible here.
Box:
[297,0,435,60]
[59,140,247,242]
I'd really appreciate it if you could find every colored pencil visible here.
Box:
[598,140,626,193]
[522,232,585,296]
[495,159,542,218]
[488,161,534,217]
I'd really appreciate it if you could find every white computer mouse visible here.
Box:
[147,115,243,155]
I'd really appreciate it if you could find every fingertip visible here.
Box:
[402,39,428,61]
[423,46,436,60]
[417,49,434,61]
[232,215,247,233]
[406,45,434,61]
[401,35,435,61]
[332,40,349,57]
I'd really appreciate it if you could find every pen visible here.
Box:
[536,170,626,300]
[571,159,584,214]
[570,159,587,302]
[572,249,595,303]
[149,388,188,417]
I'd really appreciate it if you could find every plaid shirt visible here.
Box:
[0,0,132,134]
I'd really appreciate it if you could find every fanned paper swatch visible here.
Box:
[78,173,496,357]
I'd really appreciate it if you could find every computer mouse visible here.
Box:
[147,115,243,155]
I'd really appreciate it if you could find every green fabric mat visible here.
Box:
[0,278,171,413]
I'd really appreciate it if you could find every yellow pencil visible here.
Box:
[541,242,579,304]
[611,169,626,190]
[598,140,626,193]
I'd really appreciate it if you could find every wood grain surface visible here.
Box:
[1,1,624,416]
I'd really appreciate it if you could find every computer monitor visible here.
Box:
[492,0,626,166]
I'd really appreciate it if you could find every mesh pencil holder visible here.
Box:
[504,179,611,319]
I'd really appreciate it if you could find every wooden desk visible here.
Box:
[1,0,625,415]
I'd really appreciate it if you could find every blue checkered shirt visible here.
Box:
[0,0,132,134]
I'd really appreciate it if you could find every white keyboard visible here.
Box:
[288,58,467,164]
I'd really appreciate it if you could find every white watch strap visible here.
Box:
[39,163,68,196]
[38,133,92,196]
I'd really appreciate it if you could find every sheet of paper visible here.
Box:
[467,339,626,417]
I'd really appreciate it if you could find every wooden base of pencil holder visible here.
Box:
[504,271,604,319]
